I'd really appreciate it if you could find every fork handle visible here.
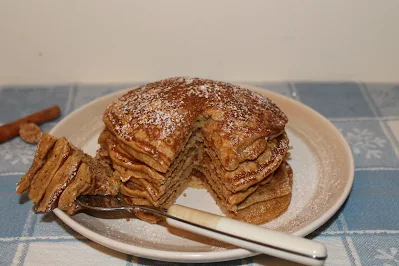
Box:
[166,204,327,265]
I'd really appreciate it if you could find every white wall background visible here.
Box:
[0,0,398,85]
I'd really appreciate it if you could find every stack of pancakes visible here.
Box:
[100,77,293,224]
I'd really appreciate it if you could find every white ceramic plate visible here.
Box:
[51,86,354,263]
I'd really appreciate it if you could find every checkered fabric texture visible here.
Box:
[1,83,398,266]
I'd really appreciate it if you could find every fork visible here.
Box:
[76,195,327,265]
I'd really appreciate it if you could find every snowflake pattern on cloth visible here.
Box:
[345,128,387,159]
[375,247,399,266]
[0,138,36,172]
[335,120,399,168]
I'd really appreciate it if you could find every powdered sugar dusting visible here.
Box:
[107,82,187,141]
[104,77,287,148]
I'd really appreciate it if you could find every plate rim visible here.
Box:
[51,85,354,263]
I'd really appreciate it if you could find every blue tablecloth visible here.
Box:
[1,82,398,266]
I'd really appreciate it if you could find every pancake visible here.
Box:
[192,161,293,224]
[16,133,57,194]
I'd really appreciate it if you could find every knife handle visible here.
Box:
[166,204,327,265]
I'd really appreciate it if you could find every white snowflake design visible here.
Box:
[375,247,399,265]
[344,128,387,159]
[0,139,35,166]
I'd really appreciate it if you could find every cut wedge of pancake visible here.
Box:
[17,133,119,213]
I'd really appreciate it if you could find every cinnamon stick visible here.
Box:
[0,105,61,143]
